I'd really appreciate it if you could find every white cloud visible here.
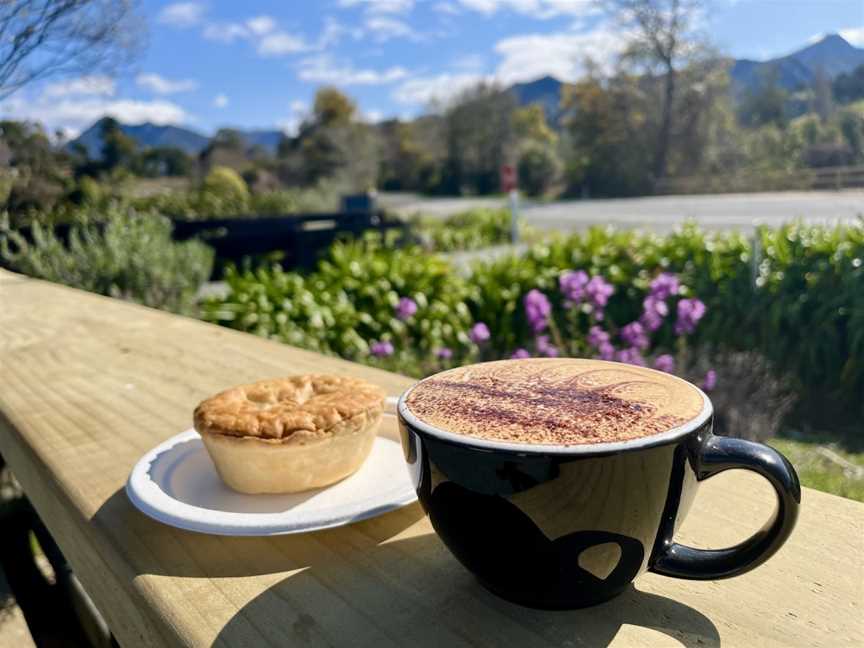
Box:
[0,95,189,138]
[434,2,461,14]
[339,0,414,13]
[213,94,229,108]
[259,32,308,56]
[298,55,409,85]
[247,15,276,36]
[457,0,595,18]
[158,2,204,27]
[393,72,489,105]
[364,109,385,123]
[494,23,624,83]
[317,17,365,49]
[43,75,115,98]
[278,117,301,135]
[136,73,198,95]
[365,16,420,41]
[204,17,307,56]
[840,27,864,47]
[453,53,486,72]
[278,99,310,135]
[203,22,249,42]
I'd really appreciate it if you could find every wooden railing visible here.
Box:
[654,165,864,195]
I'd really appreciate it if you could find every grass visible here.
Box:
[768,438,864,502]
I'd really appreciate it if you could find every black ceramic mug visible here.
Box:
[397,368,801,610]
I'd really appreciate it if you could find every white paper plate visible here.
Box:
[125,412,417,536]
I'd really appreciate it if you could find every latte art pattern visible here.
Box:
[405,358,705,445]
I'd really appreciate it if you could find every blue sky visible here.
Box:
[2,0,862,138]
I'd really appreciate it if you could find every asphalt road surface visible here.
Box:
[382,190,864,233]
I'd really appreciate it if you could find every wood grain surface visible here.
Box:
[0,270,862,647]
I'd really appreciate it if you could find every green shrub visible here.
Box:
[0,209,213,314]
[203,167,249,202]
[413,208,517,252]
[467,221,864,420]
[517,144,562,197]
[201,232,478,376]
[203,219,863,423]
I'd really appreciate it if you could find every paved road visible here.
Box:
[382,190,864,233]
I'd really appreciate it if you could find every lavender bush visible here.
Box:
[513,270,714,387]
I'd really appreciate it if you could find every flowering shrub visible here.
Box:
[202,233,491,376]
[510,269,713,386]
[203,220,863,423]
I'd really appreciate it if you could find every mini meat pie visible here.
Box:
[194,375,385,494]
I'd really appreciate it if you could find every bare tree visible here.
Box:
[602,0,705,179]
[0,0,141,100]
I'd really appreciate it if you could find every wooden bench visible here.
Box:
[0,270,861,647]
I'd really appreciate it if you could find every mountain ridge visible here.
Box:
[69,33,863,158]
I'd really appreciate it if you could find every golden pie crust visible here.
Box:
[194,375,385,494]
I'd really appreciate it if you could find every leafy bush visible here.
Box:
[468,221,864,420]
[412,208,517,252]
[518,144,562,197]
[201,232,479,376]
[203,220,864,424]
[202,166,249,205]
[0,209,213,314]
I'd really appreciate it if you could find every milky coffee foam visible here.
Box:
[405,358,705,445]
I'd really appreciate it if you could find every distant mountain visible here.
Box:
[70,118,210,158]
[506,36,864,120]
[67,34,864,158]
[69,119,285,159]
[509,75,565,123]
[730,34,864,93]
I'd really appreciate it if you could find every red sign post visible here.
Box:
[500,164,519,244]
[500,164,517,193]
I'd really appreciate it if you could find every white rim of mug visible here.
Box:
[397,359,713,455]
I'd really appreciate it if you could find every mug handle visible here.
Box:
[650,434,801,580]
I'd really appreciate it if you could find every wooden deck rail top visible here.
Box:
[0,269,862,647]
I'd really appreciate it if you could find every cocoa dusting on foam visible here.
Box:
[405,358,704,445]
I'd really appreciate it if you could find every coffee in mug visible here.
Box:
[398,358,800,609]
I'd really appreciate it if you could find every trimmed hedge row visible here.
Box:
[203,220,864,422]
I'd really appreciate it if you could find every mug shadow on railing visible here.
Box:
[95,490,719,647]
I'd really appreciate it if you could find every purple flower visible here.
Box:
[595,342,615,361]
[640,295,669,332]
[620,321,650,351]
[653,354,675,373]
[615,347,646,366]
[536,335,559,358]
[511,348,531,359]
[370,340,394,357]
[585,275,614,309]
[649,273,680,301]
[435,347,453,360]
[469,322,490,344]
[524,289,552,333]
[560,270,589,305]
[587,325,610,349]
[395,296,417,320]
[674,298,707,335]
[702,369,717,391]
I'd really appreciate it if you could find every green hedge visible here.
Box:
[469,222,863,419]
[202,233,478,374]
[412,208,518,252]
[203,220,864,422]
[0,209,213,315]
